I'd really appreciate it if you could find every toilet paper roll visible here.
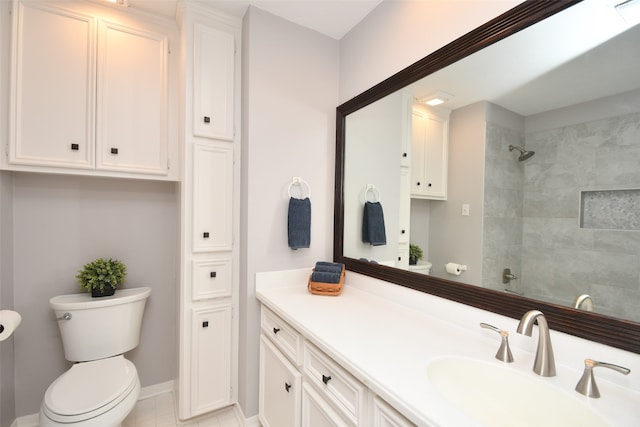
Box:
[0,310,22,342]
[445,262,467,276]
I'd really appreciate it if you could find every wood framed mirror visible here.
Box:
[334,0,640,354]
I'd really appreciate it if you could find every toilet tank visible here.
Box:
[50,287,151,362]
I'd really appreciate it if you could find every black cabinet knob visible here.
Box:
[110,147,118,155]
[203,232,210,238]
[204,116,211,123]
[401,229,406,234]
[71,143,79,151]
[428,183,432,187]
[417,182,421,186]
[202,321,209,328]
[210,272,217,278]
[402,152,407,157]
[284,382,291,393]
[322,374,332,385]
[273,327,280,334]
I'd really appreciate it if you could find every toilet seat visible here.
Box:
[42,355,138,423]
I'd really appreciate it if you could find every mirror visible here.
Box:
[335,0,640,354]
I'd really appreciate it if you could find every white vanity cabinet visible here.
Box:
[177,2,240,421]
[259,306,416,427]
[7,0,173,179]
[410,106,450,200]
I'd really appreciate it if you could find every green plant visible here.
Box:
[76,258,127,293]
[409,244,424,262]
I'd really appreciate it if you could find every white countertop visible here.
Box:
[256,268,640,427]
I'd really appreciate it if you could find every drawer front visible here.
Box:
[372,396,416,427]
[192,257,232,300]
[261,308,303,365]
[303,342,365,425]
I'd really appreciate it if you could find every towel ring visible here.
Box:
[365,184,381,203]
[288,177,311,199]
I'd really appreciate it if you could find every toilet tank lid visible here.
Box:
[50,287,151,311]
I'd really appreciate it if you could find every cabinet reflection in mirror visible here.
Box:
[335,0,640,354]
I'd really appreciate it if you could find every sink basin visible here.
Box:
[427,357,608,427]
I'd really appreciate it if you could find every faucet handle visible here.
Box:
[575,358,631,398]
[480,323,514,363]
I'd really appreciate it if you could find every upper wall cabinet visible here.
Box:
[96,19,168,175]
[410,106,450,200]
[192,23,235,141]
[6,0,177,180]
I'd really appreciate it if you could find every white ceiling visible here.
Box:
[128,0,383,39]
[127,0,639,116]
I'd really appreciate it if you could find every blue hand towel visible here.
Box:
[362,201,387,246]
[314,261,344,274]
[288,197,311,249]
[311,271,341,284]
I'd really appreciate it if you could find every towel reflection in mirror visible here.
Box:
[362,184,386,246]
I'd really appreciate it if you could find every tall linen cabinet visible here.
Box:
[176,2,241,421]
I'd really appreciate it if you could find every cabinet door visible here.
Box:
[423,114,447,199]
[96,19,168,175]
[259,336,302,427]
[190,304,232,415]
[10,2,95,168]
[193,23,235,141]
[192,143,233,252]
[302,383,351,427]
[410,110,426,195]
[410,108,448,200]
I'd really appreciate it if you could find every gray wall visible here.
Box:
[12,173,178,416]
[0,172,16,427]
[344,91,405,264]
[429,102,486,284]
[240,7,338,417]
[0,1,14,425]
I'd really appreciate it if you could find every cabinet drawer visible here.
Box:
[302,382,351,427]
[372,396,416,427]
[192,257,232,300]
[262,308,303,366]
[303,342,365,425]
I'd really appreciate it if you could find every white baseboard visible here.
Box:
[11,413,38,427]
[138,379,174,400]
[233,404,260,427]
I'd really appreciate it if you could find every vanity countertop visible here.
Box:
[256,268,640,427]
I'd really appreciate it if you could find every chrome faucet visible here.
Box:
[516,310,556,377]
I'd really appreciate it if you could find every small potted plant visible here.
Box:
[76,258,127,297]
[409,244,423,266]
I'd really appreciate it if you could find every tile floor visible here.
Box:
[122,392,241,427]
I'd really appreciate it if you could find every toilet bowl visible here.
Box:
[40,287,151,427]
[40,356,140,427]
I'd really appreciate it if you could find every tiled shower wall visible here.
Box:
[482,124,525,295]
[484,111,640,322]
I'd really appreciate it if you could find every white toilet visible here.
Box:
[40,287,151,427]
[409,260,432,275]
